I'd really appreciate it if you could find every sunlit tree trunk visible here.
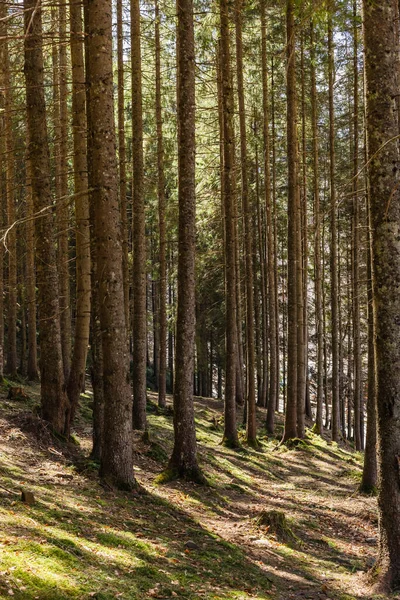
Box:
[282,0,298,442]
[364,0,400,589]
[168,0,204,480]
[86,0,135,488]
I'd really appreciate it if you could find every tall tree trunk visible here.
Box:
[311,18,323,435]
[220,0,239,448]
[117,0,130,327]
[282,0,298,442]
[24,0,69,433]
[0,16,5,381]
[58,0,71,380]
[25,150,38,380]
[131,0,147,431]
[155,0,167,409]
[235,0,256,444]
[168,0,204,481]
[261,0,278,435]
[3,10,17,378]
[328,2,340,441]
[360,173,377,493]
[364,0,400,589]
[66,0,91,433]
[86,0,135,488]
[352,0,362,451]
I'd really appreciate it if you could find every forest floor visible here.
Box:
[0,380,387,600]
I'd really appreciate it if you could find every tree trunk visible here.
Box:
[66,0,91,434]
[220,0,239,448]
[363,0,400,589]
[168,0,204,481]
[282,0,298,442]
[360,173,377,493]
[352,0,362,451]
[58,0,72,381]
[328,3,340,441]
[261,0,278,435]
[131,0,147,431]
[235,0,256,445]
[155,0,167,409]
[85,0,135,489]
[311,18,323,435]
[25,144,38,380]
[24,0,69,433]
[3,10,17,378]
[117,0,130,327]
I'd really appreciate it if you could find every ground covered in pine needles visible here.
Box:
[0,381,385,599]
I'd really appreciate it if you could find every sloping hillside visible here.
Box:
[0,382,379,600]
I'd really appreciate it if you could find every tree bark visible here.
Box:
[282,0,298,442]
[131,0,147,431]
[311,18,323,435]
[85,0,135,488]
[261,0,278,435]
[328,2,340,441]
[363,0,400,589]
[155,0,167,409]
[66,0,91,434]
[168,0,204,481]
[3,9,17,378]
[220,0,239,448]
[24,0,69,433]
[235,0,256,445]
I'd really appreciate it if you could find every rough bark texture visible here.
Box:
[25,151,38,381]
[3,12,17,378]
[58,0,72,381]
[24,0,69,433]
[235,0,256,445]
[352,0,362,451]
[117,0,129,327]
[0,4,5,381]
[364,0,400,590]
[311,19,323,435]
[131,0,147,431]
[282,0,298,442]
[67,0,91,434]
[360,188,377,493]
[220,0,239,449]
[155,0,167,409]
[168,0,203,481]
[261,0,278,435]
[328,4,340,442]
[85,0,135,488]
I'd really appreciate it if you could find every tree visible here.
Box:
[24,0,69,433]
[282,0,298,442]
[310,16,323,435]
[235,0,256,445]
[364,0,400,590]
[166,0,204,482]
[155,0,167,409]
[131,0,147,431]
[3,7,17,378]
[220,0,239,449]
[67,0,91,434]
[328,1,340,441]
[261,0,278,435]
[85,0,135,488]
